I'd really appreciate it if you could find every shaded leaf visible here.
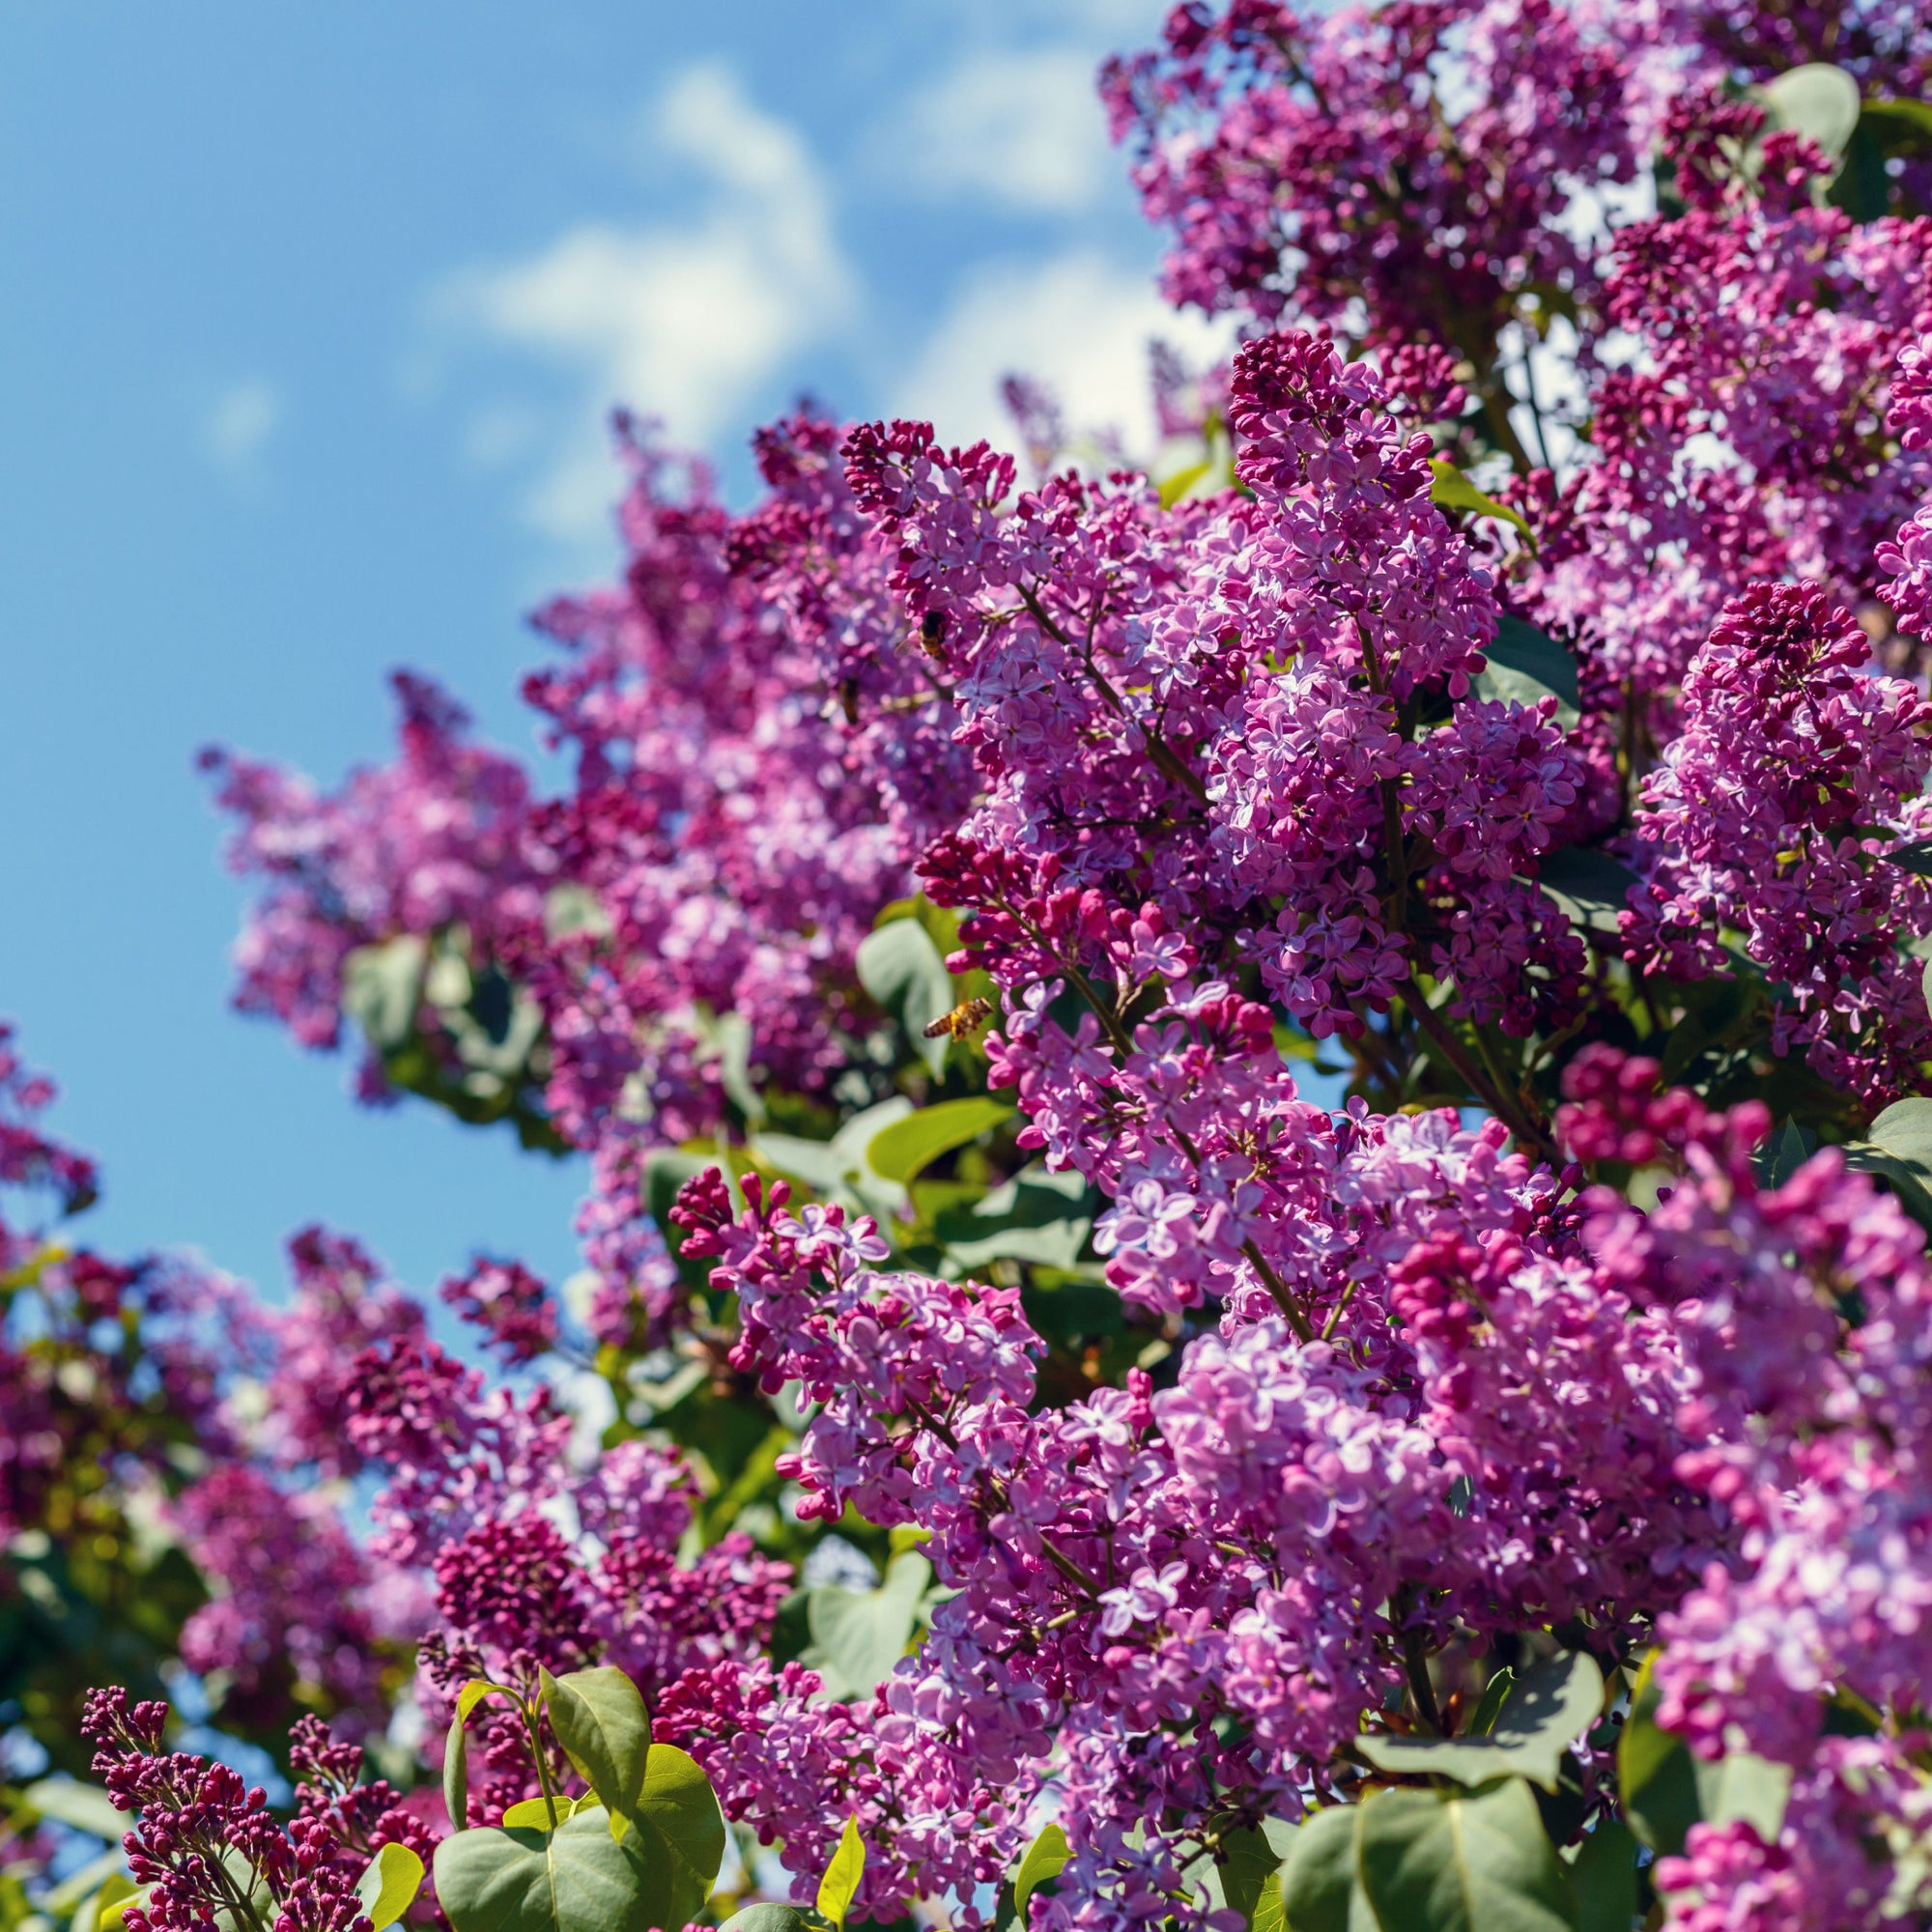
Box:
[444,1710,469,1833]
[1565,1821,1637,1932]
[1359,1651,1604,1792]
[1278,1806,1374,1932]
[717,1912,829,1932]
[1477,615,1579,729]
[1886,839,1932,876]
[1536,848,1639,935]
[1618,1652,1702,1858]
[1845,1097,1932,1233]
[355,1843,426,1932]
[1357,1780,1577,1932]
[1014,1823,1069,1911]
[817,1818,866,1931]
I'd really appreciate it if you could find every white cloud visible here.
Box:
[891,48,1114,213]
[201,380,281,481]
[439,63,853,547]
[890,248,1236,464]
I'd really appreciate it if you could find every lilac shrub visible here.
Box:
[12,3,1932,1931]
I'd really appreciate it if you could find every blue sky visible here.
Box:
[0,0,1224,1305]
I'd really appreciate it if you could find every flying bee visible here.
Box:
[923,996,993,1042]
[918,609,948,660]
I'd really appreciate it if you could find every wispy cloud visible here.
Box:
[201,380,282,483]
[438,63,854,550]
[891,246,1234,464]
[886,47,1115,213]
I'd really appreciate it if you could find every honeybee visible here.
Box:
[919,610,949,660]
[923,996,993,1041]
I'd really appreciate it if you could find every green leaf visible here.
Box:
[541,1666,652,1840]
[867,1098,1013,1185]
[1617,1651,1701,1857]
[858,919,956,1076]
[1696,1751,1791,1846]
[95,1880,147,1932]
[1565,1821,1637,1932]
[801,1551,933,1700]
[434,1805,700,1932]
[501,1798,570,1831]
[1886,839,1932,876]
[937,1165,1093,1274]
[634,1744,726,1895]
[1357,1780,1578,1932]
[444,1708,470,1833]
[753,1096,915,1219]
[1466,1667,1515,1738]
[355,1843,426,1932]
[1476,615,1579,729]
[1535,847,1639,935]
[1217,1824,1293,1927]
[1278,1806,1374,1932]
[816,1818,866,1930]
[1013,1823,1070,1912]
[1430,461,1534,541]
[1249,1875,1286,1932]
[88,1875,140,1932]
[459,1679,518,1724]
[1357,1651,1605,1792]
[343,937,428,1053]
[1759,63,1862,161]
[1158,457,1214,509]
[46,1851,128,1918]
[1755,1120,1815,1188]
[1861,96,1932,152]
[716,1911,829,1932]
[1845,1097,1932,1232]
[24,1780,128,1841]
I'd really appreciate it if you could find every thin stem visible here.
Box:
[1402,979,1560,1165]
[525,1705,563,1826]
[1403,1626,1445,1737]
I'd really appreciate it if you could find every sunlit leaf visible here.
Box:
[355,1843,426,1932]
[1013,1823,1069,1912]
[816,1818,866,1931]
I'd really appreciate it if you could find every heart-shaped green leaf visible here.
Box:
[800,1551,932,1701]
[1357,1651,1604,1791]
[635,1745,726,1894]
[541,1666,652,1840]
[816,1818,866,1930]
[434,1806,701,1932]
[355,1843,426,1931]
[1277,1805,1370,1932]
[1357,1780,1577,1932]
